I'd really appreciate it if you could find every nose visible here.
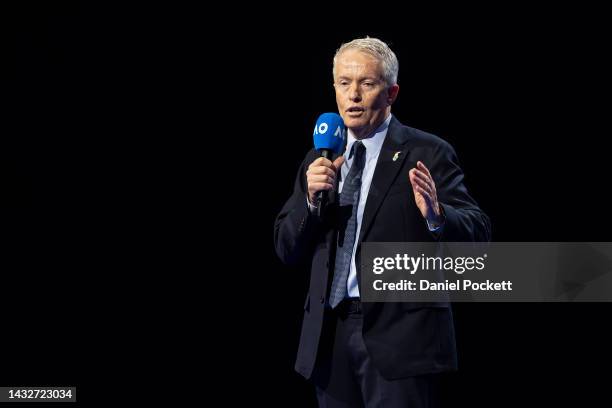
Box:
[349,83,362,102]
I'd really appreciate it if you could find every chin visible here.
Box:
[345,118,368,130]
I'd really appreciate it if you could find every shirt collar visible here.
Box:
[345,113,392,159]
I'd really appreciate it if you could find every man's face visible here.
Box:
[334,49,399,139]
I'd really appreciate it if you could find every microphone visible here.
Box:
[312,113,346,216]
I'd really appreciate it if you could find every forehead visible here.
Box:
[335,49,383,76]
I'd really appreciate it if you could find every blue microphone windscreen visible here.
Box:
[313,113,346,153]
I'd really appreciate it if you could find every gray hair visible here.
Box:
[333,37,399,86]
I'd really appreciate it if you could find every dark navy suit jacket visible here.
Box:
[274,117,491,380]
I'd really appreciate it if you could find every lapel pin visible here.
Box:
[392,151,401,162]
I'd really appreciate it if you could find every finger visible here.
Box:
[308,157,333,170]
[411,170,436,196]
[411,175,434,196]
[310,182,334,192]
[332,156,345,173]
[308,157,324,169]
[411,169,432,187]
[417,161,433,179]
[409,169,419,188]
[309,174,335,185]
[413,170,438,200]
[415,185,433,204]
[307,166,336,178]
[409,169,430,192]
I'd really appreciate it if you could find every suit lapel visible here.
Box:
[358,117,410,243]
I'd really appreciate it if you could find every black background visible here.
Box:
[2,1,81,402]
[4,3,612,406]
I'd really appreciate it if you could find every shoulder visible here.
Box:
[390,118,457,157]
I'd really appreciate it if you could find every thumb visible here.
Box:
[332,156,345,173]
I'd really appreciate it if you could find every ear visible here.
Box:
[387,84,400,105]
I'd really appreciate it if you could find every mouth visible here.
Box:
[346,107,365,116]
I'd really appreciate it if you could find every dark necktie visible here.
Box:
[329,141,366,308]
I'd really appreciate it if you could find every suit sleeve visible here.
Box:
[430,141,492,242]
[274,151,323,265]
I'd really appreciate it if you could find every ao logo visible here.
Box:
[314,122,344,138]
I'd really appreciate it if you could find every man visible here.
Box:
[274,37,491,407]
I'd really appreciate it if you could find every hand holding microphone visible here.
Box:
[306,113,346,216]
[307,156,345,205]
